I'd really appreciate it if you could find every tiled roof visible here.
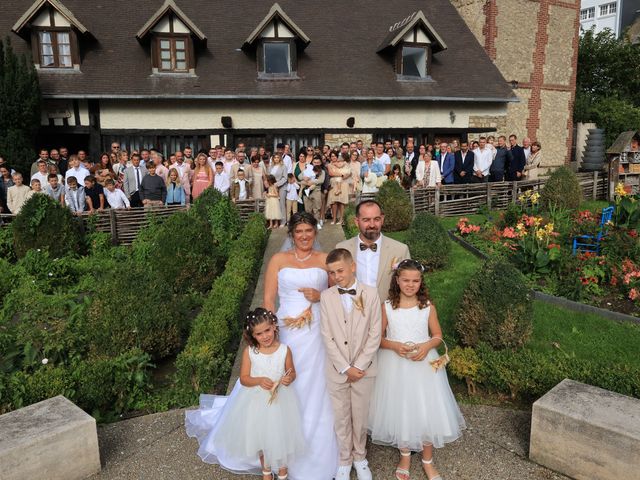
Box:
[3,0,517,102]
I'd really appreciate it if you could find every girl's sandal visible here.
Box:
[262,470,274,480]
[421,457,442,480]
[396,450,412,480]
[277,475,288,480]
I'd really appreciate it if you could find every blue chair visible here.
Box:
[572,206,615,255]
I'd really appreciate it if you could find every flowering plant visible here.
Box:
[517,189,540,214]
[457,217,481,236]
[611,259,640,305]
[613,183,640,229]
[570,210,600,237]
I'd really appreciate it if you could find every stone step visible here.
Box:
[0,395,101,480]
[530,379,640,480]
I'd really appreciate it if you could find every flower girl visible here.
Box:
[264,174,283,229]
[186,308,305,480]
[368,260,465,480]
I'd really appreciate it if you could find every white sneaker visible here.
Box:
[335,464,352,480]
[354,459,373,480]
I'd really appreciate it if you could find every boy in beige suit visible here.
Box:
[320,248,382,480]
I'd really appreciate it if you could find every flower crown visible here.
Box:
[393,258,425,273]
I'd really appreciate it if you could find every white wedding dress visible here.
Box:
[185,266,338,479]
[276,267,339,480]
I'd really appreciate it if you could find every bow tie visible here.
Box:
[359,243,377,252]
[338,288,357,295]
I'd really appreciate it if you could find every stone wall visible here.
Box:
[451,0,580,167]
[324,133,373,148]
[468,115,508,139]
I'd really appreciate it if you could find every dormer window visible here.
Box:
[39,30,73,68]
[402,45,427,78]
[12,0,89,70]
[243,3,310,79]
[377,10,446,81]
[136,0,206,75]
[262,41,293,75]
[157,36,190,72]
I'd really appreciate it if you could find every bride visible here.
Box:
[262,212,339,480]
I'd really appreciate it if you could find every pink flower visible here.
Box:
[629,288,639,301]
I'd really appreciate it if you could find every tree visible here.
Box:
[0,37,41,176]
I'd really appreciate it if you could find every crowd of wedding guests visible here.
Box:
[0,134,542,226]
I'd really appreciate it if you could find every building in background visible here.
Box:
[579,0,639,37]
[3,0,581,169]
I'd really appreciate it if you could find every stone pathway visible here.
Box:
[91,224,567,480]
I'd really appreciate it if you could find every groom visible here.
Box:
[337,200,411,301]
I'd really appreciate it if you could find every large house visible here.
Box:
[2,0,578,168]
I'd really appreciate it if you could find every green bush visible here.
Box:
[191,188,242,259]
[0,224,16,262]
[342,205,359,239]
[1,349,153,417]
[455,257,533,350]
[405,213,450,270]
[175,214,267,396]
[15,249,80,294]
[540,166,583,211]
[11,194,83,259]
[497,203,522,230]
[376,181,412,231]
[447,343,640,400]
[133,211,222,295]
[86,261,185,360]
[0,258,16,305]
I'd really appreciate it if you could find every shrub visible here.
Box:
[376,181,412,231]
[85,261,185,360]
[0,224,16,262]
[134,211,222,295]
[0,258,16,304]
[11,194,83,259]
[497,203,522,230]
[455,257,533,350]
[191,188,242,259]
[540,166,583,211]
[405,213,450,270]
[175,214,267,396]
[15,249,80,294]
[342,205,359,239]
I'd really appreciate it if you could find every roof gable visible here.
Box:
[377,10,447,54]
[243,3,310,50]
[12,0,88,35]
[136,0,206,41]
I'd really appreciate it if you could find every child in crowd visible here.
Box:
[284,173,299,225]
[368,259,465,480]
[45,173,65,205]
[7,173,33,214]
[104,179,130,209]
[30,178,43,194]
[320,249,381,480]
[230,168,251,202]
[388,164,403,186]
[213,161,230,196]
[84,175,107,212]
[264,174,282,229]
[64,176,86,215]
[185,308,305,480]
[165,168,186,206]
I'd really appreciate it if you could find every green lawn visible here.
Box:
[386,223,640,370]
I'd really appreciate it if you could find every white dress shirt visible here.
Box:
[283,154,293,174]
[286,182,300,200]
[31,171,49,187]
[214,172,230,194]
[235,179,248,200]
[356,235,382,289]
[105,188,130,209]
[473,147,493,176]
[65,166,90,186]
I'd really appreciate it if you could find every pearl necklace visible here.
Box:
[294,249,313,262]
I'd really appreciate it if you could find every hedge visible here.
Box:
[449,343,640,400]
[174,213,268,396]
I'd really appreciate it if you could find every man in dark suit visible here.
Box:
[405,142,419,183]
[490,135,512,182]
[454,142,475,184]
[507,134,526,181]
[438,142,455,184]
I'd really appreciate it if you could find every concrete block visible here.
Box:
[530,379,640,480]
[0,395,101,480]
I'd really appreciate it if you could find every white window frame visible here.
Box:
[580,7,595,20]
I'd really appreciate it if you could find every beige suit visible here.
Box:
[320,283,382,466]
[336,235,411,301]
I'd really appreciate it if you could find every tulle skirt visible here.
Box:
[185,381,306,473]
[368,348,466,451]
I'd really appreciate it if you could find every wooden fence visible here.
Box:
[359,171,606,217]
[0,172,607,245]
